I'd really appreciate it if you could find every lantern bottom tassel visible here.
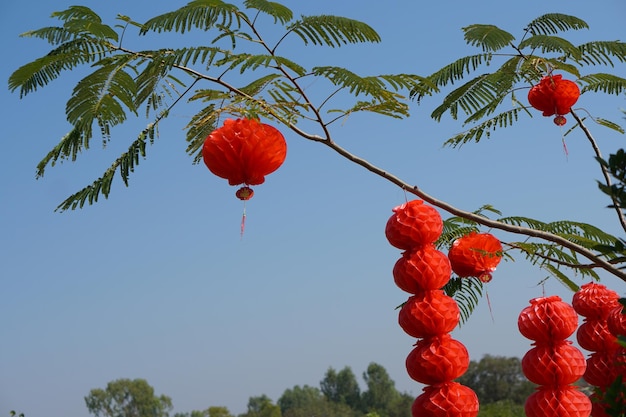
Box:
[240,204,247,239]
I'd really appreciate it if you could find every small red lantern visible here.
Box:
[393,245,451,292]
[576,320,618,352]
[518,295,579,343]
[399,291,460,338]
[521,341,586,386]
[584,351,619,387]
[525,386,591,417]
[607,304,626,337]
[447,232,503,282]
[528,74,580,125]
[385,200,443,250]
[202,118,287,200]
[406,335,470,385]
[412,382,479,417]
[572,282,620,320]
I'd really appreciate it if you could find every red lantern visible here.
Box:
[412,382,479,417]
[584,351,619,387]
[607,304,626,337]
[572,282,620,320]
[521,341,586,386]
[576,320,618,352]
[447,232,502,282]
[202,118,287,199]
[518,296,579,343]
[399,291,460,338]
[393,245,451,292]
[525,386,591,417]
[406,335,470,385]
[528,74,580,125]
[385,200,443,250]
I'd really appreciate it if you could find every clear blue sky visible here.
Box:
[1,1,625,416]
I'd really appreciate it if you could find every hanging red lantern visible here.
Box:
[521,341,586,386]
[393,245,451,293]
[584,351,620,387]
[576,320,618,352]
[412,382,479,417]
[528,74,580,125]
[525,386,591,417]
[385,200,443,250]
[406,335,470,385]
[399,291,460,338]
[202,118,287,200]
[572,282,620,320]
[518,296,579,344]
[607,304,626,337]
[447,232,503,282]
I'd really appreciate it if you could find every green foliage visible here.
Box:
[320,367,361,410]
[415,12,626,146]
[287,16,380,47]
[455,355,535,406]
[477,400,525,417]
[239,395,282,417]
[85,378,173,417]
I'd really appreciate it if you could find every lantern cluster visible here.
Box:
[518,296,591,417]
[528,74,580,126]
[572,283,623,416]
[386,200,479,417]
[202,118,287,200]
[447,232,503,283]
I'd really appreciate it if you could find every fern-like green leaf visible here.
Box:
[411,54,492,102]
[36,126,89,178]
[592,117,625,134]
[66,63,138,142]
[139,0,241,35]
[524,13,589,36]
[518,35,581,61]
[56,124,157,212]
[185,104,218,163]
[244,0,292,24]
[312,66,385,97]
[576,40,626,66]
[462,24,515,52]
[443,108,522,147]
[331,99,409,120]
[444,277,484,325]
[287,15,380,47]
[8,38,112,97]
[431,73,501,122]
[579,73,626,95]
[542,264,581,291]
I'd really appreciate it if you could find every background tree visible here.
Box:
[319,366,361,410]
[174,406,234,417]
[455,355,535,406]
[277,385,356,417]
[238,395,281,417]
[361,363,404,417]
[85,378,173,417]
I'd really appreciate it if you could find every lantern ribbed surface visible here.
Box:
[399,291,460,338]
[385,200,443,250]
[393,245,451,292]
[385,200,478,417]
[412,382,479,417]
[519,296,590,417]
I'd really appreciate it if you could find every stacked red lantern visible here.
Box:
[202,117,287,200]
[518,296,591,417]
[447,232,503,283]
[386,200,479,417]
[528,74,580,126]
[572,283,622,416]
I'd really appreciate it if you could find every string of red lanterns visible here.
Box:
[572,283,623,416]
[518,296,591,417]
[386,200,479,417]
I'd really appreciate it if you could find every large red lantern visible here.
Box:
[518,295,579,343]
[393,245,451,292]
[202,118,287,200]
[447,232,503,282]
[528,74,580,126]
[399,291,460,338]
[521,341,586,386]
[412,382,479,417]
[406,335,470,384]
[525,386,591,417]
[385,200,443,250]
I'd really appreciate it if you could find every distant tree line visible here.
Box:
[82,356,536,417]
